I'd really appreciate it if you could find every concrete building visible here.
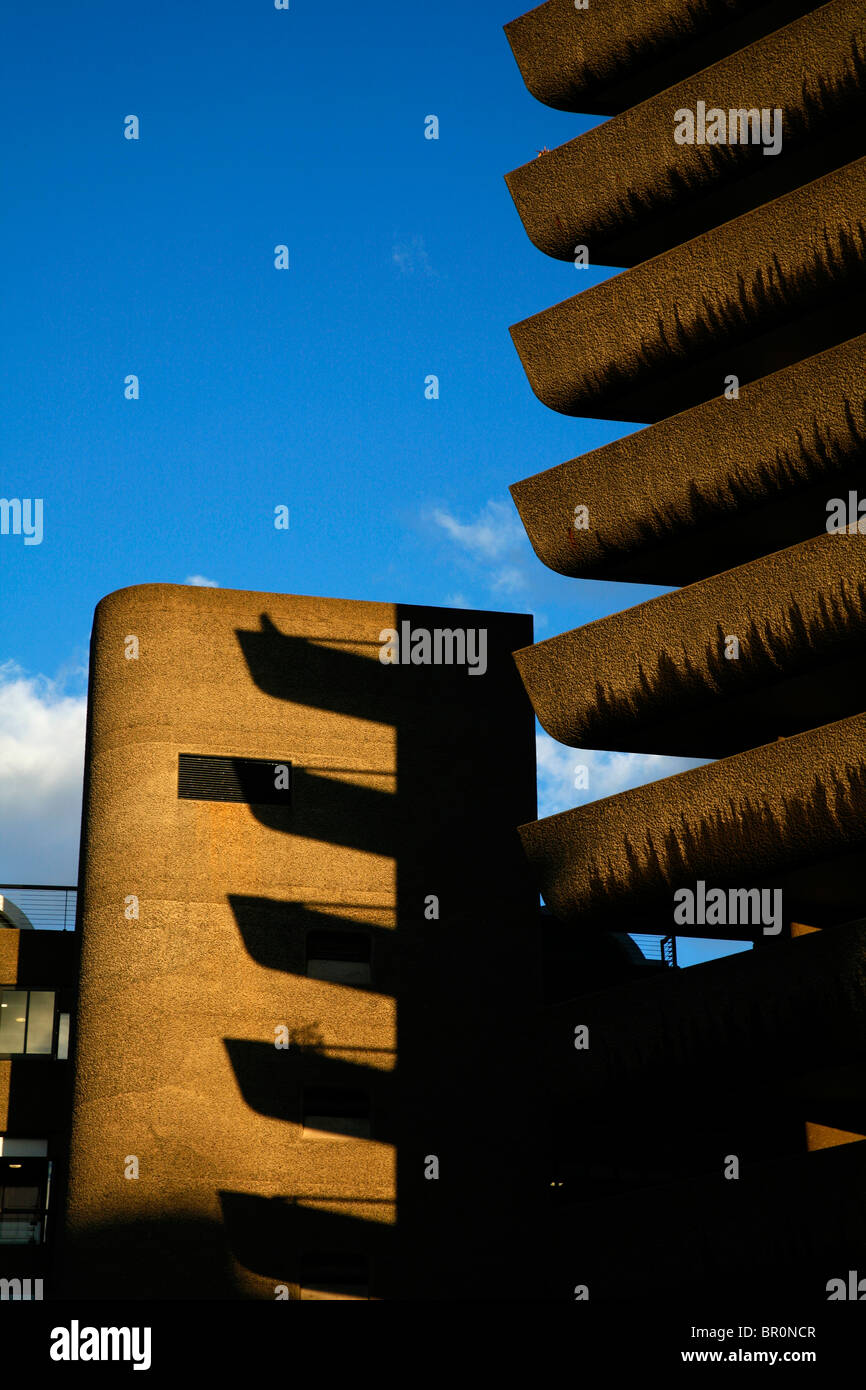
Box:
[5,0,865,1307]
[58,584,540,1299]
[0,584,665,1304]
[504,0,866,1299]
[0,891,77,1299]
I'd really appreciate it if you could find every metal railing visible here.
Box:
[630,933,678,968]
[0,1211,47,1245]
[0,886,78,932]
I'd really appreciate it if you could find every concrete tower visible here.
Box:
[63,584,538,1299]
[504,0,866,1299]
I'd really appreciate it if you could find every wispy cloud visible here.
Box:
[392,235,433,276]
[432,499,521,561]
[185,574,219,588]
[536,728,708,821]
[431,498,537,601]
[0,662,87,882]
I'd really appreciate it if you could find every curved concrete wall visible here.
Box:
[64,584,538,1299]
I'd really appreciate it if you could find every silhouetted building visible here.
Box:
[504,0,866,1299]
[0,891,77,1300]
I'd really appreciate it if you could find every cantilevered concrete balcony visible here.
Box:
[510,158,866,421]
[504,0,823,116]
[541,921,866,1098]
[506,0,866,1304]
[519,712,866,931]
[514,532,866,758]
[507,1,866,267]
[510,334,866,587]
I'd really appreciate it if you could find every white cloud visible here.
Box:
[536,728,708,821]
[392,235,433,276]
[431,498,537,600]
[489,564,527,595]
[0,663,87,883]
[185,574,219,588]
[432,499,521,561]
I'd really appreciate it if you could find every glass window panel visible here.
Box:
[299,1254,369,1299]
[302,1087,371,1139]
[0,991,27,1053]
[0,1138,49,1157]
[57,1013,70,1060]
[307,960,372,985]
[0,1214,42,1244]
[306,932,371,983]
[3,1185,40,1211]
[307,931,370,963]
[25,992,55,1055]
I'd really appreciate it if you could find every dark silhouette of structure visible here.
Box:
[504,0,866,1299]
[5,0,866,1306]
[0,893,76,1299]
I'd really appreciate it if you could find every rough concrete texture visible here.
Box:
[506,0,866,1301]
[0,924,11,1123]
[515,531,866,756]
[510,333,866,586]
[507,1,865,266]
[64,584,539,1299]
[504,0,819,115]
[509,157,866,421]
[519,712,866,930]
[542,921,866,1099]
[0,926,19,984]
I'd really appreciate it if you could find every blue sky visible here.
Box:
[0,0,748,965]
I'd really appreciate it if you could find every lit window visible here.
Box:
[0,990,56,1055]
[0,1138,48,1158]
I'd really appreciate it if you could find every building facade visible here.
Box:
[0,894,77,1300]
[504,0,866,1299]
[60,584,539,1299]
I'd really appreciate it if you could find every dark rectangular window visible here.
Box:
[0,1157,50,1245]
[0,991,56,1056]
[302,1087,371,1139]
[306,930,371,985]
[178,754,292,805]
[299,1253,369,1300]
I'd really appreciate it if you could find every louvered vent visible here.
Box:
[177,754,292,805]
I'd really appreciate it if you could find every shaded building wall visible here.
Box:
[63,583,538,1299]
[503,0,866,1298]
[0,926,77,1295]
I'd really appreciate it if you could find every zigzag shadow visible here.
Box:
[228,894,396,993]
[586,761,866,916]
[219,1192,393,1292]
[223,1040,396,1143]
[590,578,866,735]
[594,391,866,563]
[585,218,866,408]
[594,33,866,249]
